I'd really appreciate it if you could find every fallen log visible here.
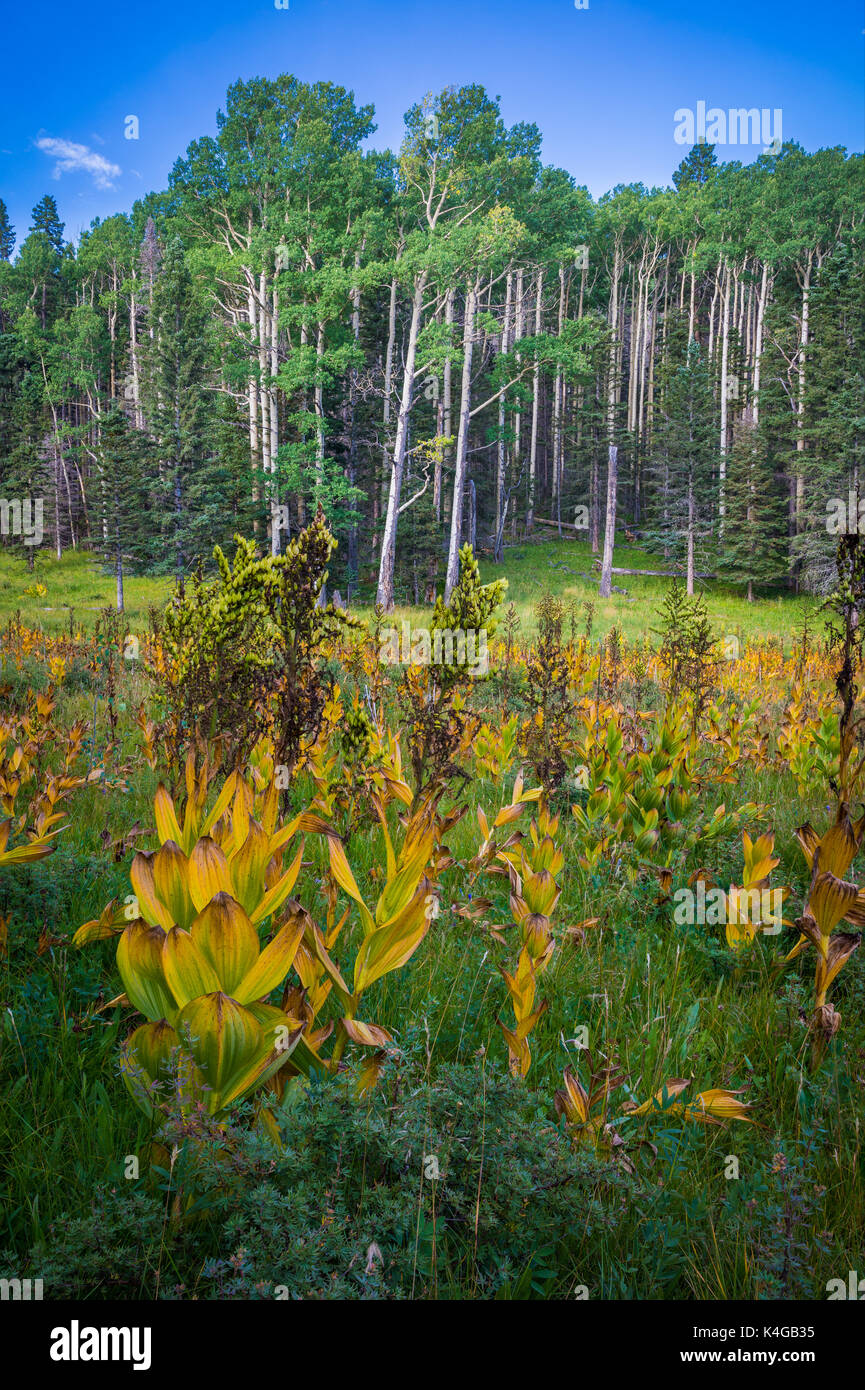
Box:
[591,563,716,579]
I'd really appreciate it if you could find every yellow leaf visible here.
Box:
[235,916,304,1004]
[153,841,194,931]
[162,926,222,1009]
[250,840,305,926]
[340,1018,393,1046]
[131,852,174,931]
[117,920,175,1023]
[353,897,429,994]
[188,837,234,914]
[191,894,258,995]
[154,785,183,848]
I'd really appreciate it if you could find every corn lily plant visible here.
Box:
[786,802,864,1042]
[555,1053,634,1168]
[1,705,101,867]
[0,817,59,866]
[497,802,562,1077]
[73,755,337,1118]
[724,830,791,952]
[261,790,444,1096]
[556,1056,752,1168]
[75,754,328,946]
[318,792,439,1063]
[115,895,307,1117]
[621,1077,753,1125]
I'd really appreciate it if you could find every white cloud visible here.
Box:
[35,136,121,190]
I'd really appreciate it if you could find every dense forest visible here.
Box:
[0,77,862,606]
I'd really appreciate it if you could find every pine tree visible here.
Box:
[673,143,718,190]
[29,194,65,253]
[715,417,788,600]
[791,231,865,593]
[93,404,154,609]
[142,235,213,580]
[645,333,716,592]
[0,199,15,261]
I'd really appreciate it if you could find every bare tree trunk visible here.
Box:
[553,264,565,531]
[376,274,399,548]
[627,266,640,435]
[718,261,731,533]
[708,254,722,360]
[445,279,479,600]
[752,262,769,427]
[441,286,455,524]
[795,253,813,533]
[258,271,271,480]
[496,271,514,557]
[598,445,618,599]
[247,280,259,509]
[512,268,525,539]
[607,246,622,440]
[377,271,428,610]
[528,268,543,533]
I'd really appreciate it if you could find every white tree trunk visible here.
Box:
[445,280,479,600]
[377,271,428,610]
[377,274,399,545]
[496,271,514,556]
[718,261,731,532]
[795,253,813,531]
[528,268,543,532]
[752,262,769,426]
[598,445,618,599]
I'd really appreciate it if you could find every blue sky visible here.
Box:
[1,0,862,247]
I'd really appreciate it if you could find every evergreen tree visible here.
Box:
[142,234,213,579]
[29,194,65,253]
[645,332,716,592]
[715,417,788,600]
[673,143,718,190]
[0,199,15,261]
[93,403,154,609]
[16,197,67,330]
[791,231,865,593]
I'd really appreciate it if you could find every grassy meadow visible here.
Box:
[0,537,861,1304]
[1,539,819,645]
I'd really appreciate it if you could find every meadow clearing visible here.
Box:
[0,531,861,1302]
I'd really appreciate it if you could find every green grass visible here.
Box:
[477,536,820,647]
[1,538,821,650]
[0,538,856,1301]
[1,736,859,1299]
[0,549,171,634]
